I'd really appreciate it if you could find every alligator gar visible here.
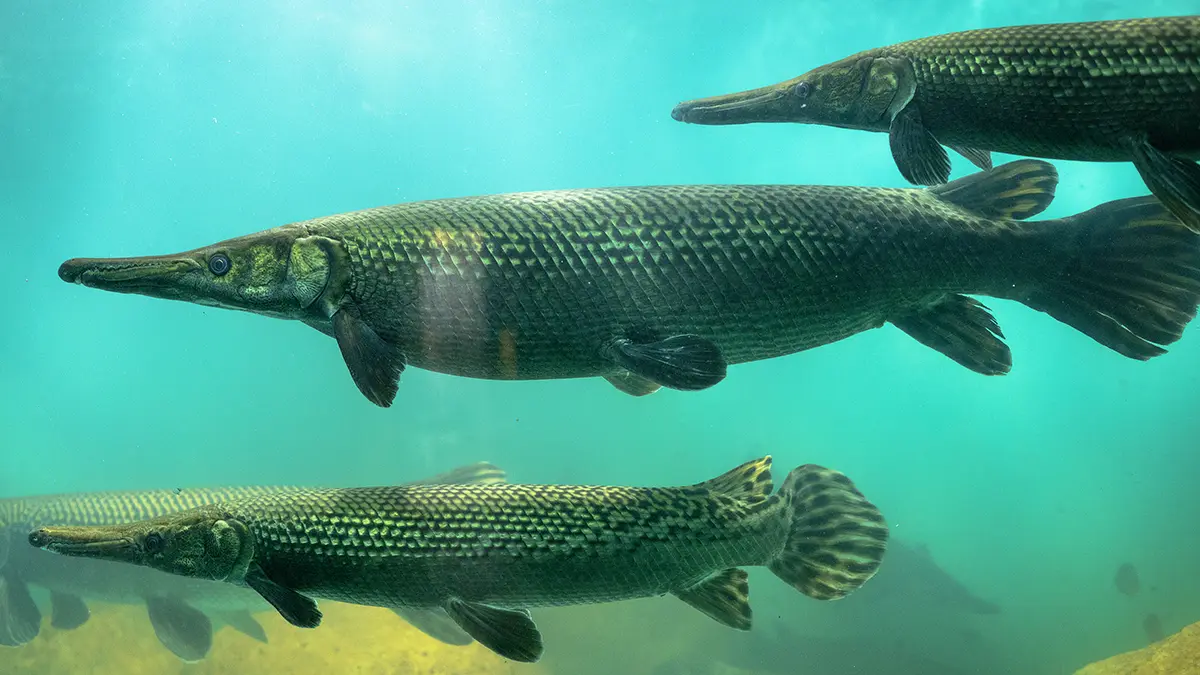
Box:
[671,16,1200,230]
[58,160,1200,407]
[0,463,503,660]
[29,457,889,662]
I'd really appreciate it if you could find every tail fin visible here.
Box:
[1022,197,1200,359]
[768,465,888,601]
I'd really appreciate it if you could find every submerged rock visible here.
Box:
[1075,620,1200,675]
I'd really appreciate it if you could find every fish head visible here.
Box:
[671,53,911,132]
[58,226,344,321]
[29,507,255,583]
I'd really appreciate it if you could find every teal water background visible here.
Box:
[3,1,1199,673]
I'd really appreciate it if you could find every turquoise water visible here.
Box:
[3,2,1199,674]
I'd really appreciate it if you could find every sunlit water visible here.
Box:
[3,2,1198,674]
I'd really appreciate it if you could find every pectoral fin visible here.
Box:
[1130,138,1200,232]
[601,335,726,391]
[604,371,662,396]
[245,565,322,628]
[146,597,213,663]
[219,610,268,643]
[673,568,752,630]
[444,598,543,662]
[889,103,950,185]
[332,308,406,408]
[892,294,1011,375]
[0,574,40,646]
[392,607,475,646]
[49,592,90,630]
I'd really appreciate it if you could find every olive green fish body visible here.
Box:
[31,458,890,662]
[238,482,786,609]
[886,17,1200,161]
[305,184,1036,381]
[58,161,1200,406]
[673,17,1200,231]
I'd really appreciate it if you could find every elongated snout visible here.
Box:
[58,255,202,296]
[29,526,140,562]
[671,83,793,125]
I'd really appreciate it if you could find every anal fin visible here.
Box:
[889,103,951,185]
[444,598,543,662]
[332,307,406,408]
[673,568,752,630]
[50,591,89,630]
[604,371,662,396]
[928,159,1058,220]
[601,334,726,391]
[0,574,40,646]
[146,597,213,663]
[892,295,1011,375]
[950,145,993,171]
[1130,138,1200,232]
[392,607,474,646]
[245,565,322,628]
[219,610,268,643]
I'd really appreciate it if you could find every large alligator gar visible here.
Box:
[0,463,503,661]
[58,160,1200,407]
[29,457,889,663]
[671,16,1200,230]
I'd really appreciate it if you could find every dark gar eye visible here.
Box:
[793,81,810,98]
[208,253,231,276]
[143,532,165,554]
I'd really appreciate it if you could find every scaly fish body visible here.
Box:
[30,458,891,662]
[0,464,504,659]
[672,17,1200,229]
[885,17,1200,162]
[58,161,1200,406]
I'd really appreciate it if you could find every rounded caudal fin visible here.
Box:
[768,465,888,601]
[1022,196,1200,360]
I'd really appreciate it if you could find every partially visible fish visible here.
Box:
[671,17,1200,231]
[29,457,889,663]
[58,161,1200,407]
[0,463,503,660]
[853,539,999,615]
[1143,613,1166,644]
[1114,562,1140,596]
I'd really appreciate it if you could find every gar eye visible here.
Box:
[144,532,165,554]
[208,253,231,276]
[793,82,811,99]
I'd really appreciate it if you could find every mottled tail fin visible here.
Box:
[1022,197,1200,359]
[768,465,888,601]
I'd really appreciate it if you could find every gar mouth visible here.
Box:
[671,88,787,125]
[29,528,138,558]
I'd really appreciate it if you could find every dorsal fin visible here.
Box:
[693,457,773,504]
[928,159,1058,220]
